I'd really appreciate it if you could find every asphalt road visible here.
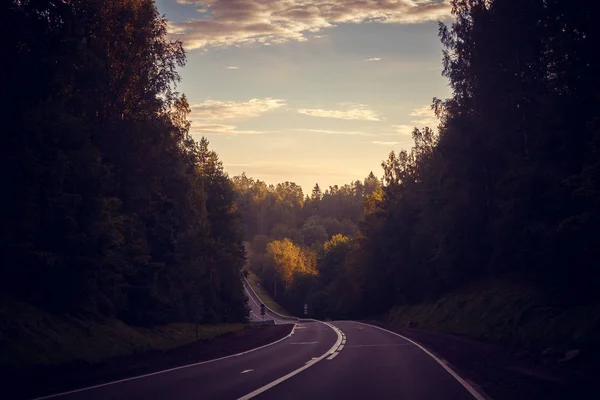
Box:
[36,318,486,400]
[243,279,295,325]
[252,320,483,400]
[36,321,340,400]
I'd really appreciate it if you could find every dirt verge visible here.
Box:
[3,324,292,400]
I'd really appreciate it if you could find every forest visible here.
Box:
[240,0,600,323]
[2,0,248,325]
[3,0,599,343]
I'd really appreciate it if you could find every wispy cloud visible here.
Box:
[297,103,382,121]
[365,57,382,62]
[190,123,278,136]
[188,98,285,136]
[392,125,415,136]
[171,0,452,50]
[225,66,240,70]
[226,161,364,177]
[409,104,438,127]
[391,105,439,135]
[293,128,400,137]
[189,98,285,121]
[371,141,401,146]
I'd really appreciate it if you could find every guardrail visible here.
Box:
[243,276,299,322]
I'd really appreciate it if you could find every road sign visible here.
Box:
[304,303,308,316]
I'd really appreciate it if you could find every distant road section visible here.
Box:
[243,277,297,325]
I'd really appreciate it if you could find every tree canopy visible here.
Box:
[2,0,248,325]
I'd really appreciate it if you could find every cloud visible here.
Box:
[408,104,438,127]
[292,128,401,137]
[371,141,401,146]
[187,97,285,136]
[391,105,439,135]
[190,123,278,136]
[392,124,415,135]
[365,57,382,61]
[226,161,363,178]
[171,0,452,50]
[225,66,240,69]
[302,129,374,136]
[297,103,382,121]
[189,98,285,121]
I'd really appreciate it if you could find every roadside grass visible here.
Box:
[388,278,600,352]
[0,299,244,370]
[246,271,291,317]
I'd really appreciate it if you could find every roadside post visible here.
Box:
[260,303,265,320]
[304,303,308,318]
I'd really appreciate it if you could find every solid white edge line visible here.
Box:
[347,321,489,400]
[32,323,298,400]
[237,321,343,400]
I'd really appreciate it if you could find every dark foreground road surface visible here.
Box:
[34,321,339,400]
[32,319,487,400]
[250,320,483,400]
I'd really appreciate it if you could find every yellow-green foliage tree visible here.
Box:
[265,239,316,292]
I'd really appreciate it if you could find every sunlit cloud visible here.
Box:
[226,161,364,177]
[189,98,285,121]
[171,0,452,50]
[297,103,382,121]
[409,104,438,127]
[190,123,278,136]
[187,98,285,136]
[225,66,240,69]
[371,141,401,146]
[391,105,439,136]
[291,128,401,137]
[392,124,415,135]
[365,57,382,61]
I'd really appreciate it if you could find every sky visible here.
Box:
[155,0,453,193]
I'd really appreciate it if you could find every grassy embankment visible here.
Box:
[246,271,291,317]
[387,278,600,352]
[0,299,244,371]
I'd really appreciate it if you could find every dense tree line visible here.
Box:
[2,0,247,325]
[233,173,381,316]
[241,0,600,320]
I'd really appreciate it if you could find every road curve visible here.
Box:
[252,320,485,400]
[34,321,339,400]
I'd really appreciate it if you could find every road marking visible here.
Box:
[337,344,344,351]
[346,321,488,400]
[241,369,254,374]
[237,321,344,400]
[341,339,346,345]
[289,341,318,345]
[34,323,298,400]
[326,352,339,360]
[344,343,412,348]
[305,357,319,365]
